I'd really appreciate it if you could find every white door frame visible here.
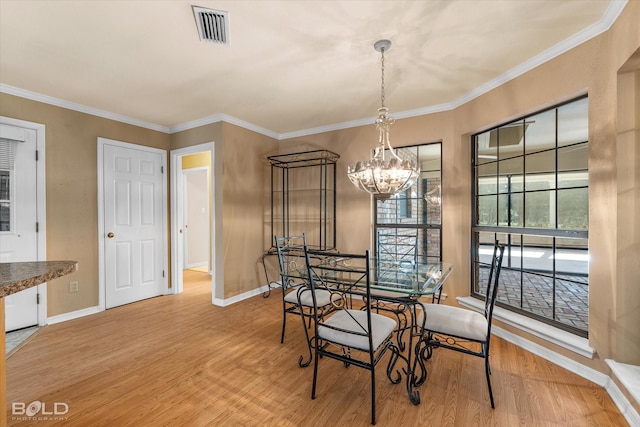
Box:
[0,116,47,326]
[170,142,222,302]
[97,137,169,311]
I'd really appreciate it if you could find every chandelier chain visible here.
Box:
[380,47,386,108]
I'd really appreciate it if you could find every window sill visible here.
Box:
[457,296,595,359]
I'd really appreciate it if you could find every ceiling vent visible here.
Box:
[192,6,229,44]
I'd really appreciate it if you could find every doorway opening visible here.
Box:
[170,143,221,302]
[0,117,46,332]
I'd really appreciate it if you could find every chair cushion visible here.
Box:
[284,286,337,307]
[417,304,488,342]
[318,310,397,351]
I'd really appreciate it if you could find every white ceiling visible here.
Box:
[0,1,624,138]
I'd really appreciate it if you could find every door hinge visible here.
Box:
[35,149,39,161]
[161,165,164,174]
[37,293,40,304]
[36,222,39,233]
[162,270,165,278]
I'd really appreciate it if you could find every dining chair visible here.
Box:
[274,235,338,367]
[416,240,505,408]
[303,246,402,425]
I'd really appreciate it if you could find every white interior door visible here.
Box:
[101,140,165,309]
[184,168,209,270]
[0,124,39,331]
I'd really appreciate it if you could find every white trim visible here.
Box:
[457,296,640,426]
[457,296,594,358]
[604,378,640,427]
[491,324,640,427]
[97,137,169,311]
[168,114,279,139]
[212,285,270,307]
[606,360,640,418]
[446,1,628,113]
[0,1,627,141]
[0,84,169,133]
[0,116,48,326]
[170,143,220,300]
[491,324,604,382]
[47,305,101,325]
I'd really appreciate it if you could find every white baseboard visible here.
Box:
[47,305,101,325]
[493,326,639,426]
[606,360,640,426]
[212,285,270,307]
[452,298,640,427]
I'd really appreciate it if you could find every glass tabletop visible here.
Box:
[285,253,453,297]
[369,258,453,296]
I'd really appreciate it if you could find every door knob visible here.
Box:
[107,232,115,238]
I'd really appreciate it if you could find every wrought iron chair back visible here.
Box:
[417,240,505,408]
[483,241,504,340]
[303,246,402,425]
[274,235,342,367]
[274,234,308,344]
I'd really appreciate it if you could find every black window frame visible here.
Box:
[374,142,442,264]
[471,95,589,337]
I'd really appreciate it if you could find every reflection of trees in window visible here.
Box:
[472,96,589,337]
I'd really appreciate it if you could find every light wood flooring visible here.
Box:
[6,270,627,426]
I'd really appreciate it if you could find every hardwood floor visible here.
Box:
[6,270,627,426]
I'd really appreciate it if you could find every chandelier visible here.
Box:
[347,40,420,201]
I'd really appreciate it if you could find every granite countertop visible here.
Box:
[0,261,78,298]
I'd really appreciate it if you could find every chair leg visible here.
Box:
[298,310,313,368]
[485,356,495,409]
[280,310,287,344]
[311,344,319,400]
[371,368,376,425]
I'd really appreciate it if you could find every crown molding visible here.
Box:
[0,84,170,133]
[1,0,628,140]
[169,113,279,139]
[444,0,629,110]
[280,0,628,139]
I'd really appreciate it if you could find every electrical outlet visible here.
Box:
[69,281,79,293]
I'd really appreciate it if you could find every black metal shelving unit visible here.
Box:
[267,149,340,250]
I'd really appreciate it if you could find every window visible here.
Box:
[472,96,589,337]
[374,143,442,264]
[0,170,10,231]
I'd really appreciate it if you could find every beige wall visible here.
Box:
[280,1,640,373]
[616,49,640,365]
[0,1,637,377]
[170,122,278,299]
[0,93,170,316]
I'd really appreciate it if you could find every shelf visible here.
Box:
[267,149,339,251]
[271,218,336,222]
[268,149,340,168]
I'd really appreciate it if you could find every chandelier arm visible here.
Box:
[384,127,403,162]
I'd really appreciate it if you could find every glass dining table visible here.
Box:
[285,252,453,404]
